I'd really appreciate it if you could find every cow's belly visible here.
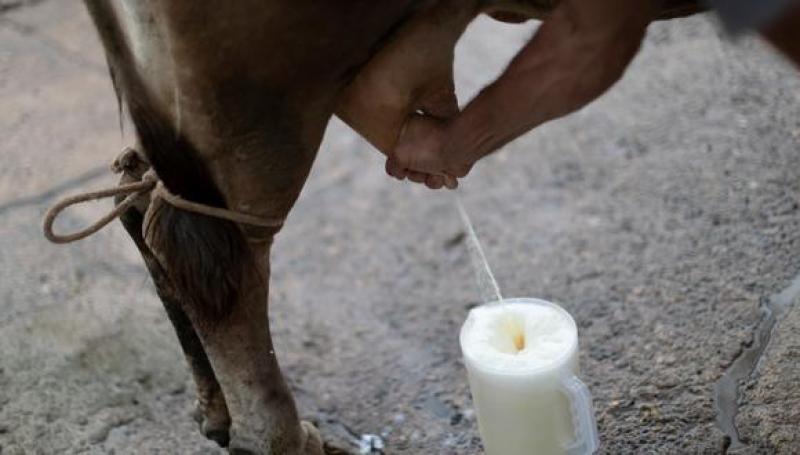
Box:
[112,0,420,131]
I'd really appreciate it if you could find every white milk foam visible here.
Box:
[461,302,576,374]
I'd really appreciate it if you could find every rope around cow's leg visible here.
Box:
[43,147,285,245]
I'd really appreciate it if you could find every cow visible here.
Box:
[65,1,702,453]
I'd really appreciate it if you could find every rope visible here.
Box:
[43,176,156,244]
[151,182,282,228]
[43,151,283,244]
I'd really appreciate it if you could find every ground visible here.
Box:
[1,1,799,454]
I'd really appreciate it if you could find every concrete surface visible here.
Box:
[1,1,799,454]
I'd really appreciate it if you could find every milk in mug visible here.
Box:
[460,298,599,455]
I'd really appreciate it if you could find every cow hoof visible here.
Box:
[322,441,354,455]
[192,400,231,447]
[301,420,325,455]
[227,421,325,455]
[205,429,230,448]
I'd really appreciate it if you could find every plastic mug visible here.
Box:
[459,298,599,455]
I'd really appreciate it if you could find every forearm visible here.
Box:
[761,0,800,67]
[444,0,656,164]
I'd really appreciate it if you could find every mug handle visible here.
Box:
[560,375,600,455]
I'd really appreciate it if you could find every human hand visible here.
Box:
[334,0,472,190]
[384,114,472,189]
[386,0,654,183]
[334,0,538,190]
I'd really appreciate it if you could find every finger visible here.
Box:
[425,174,444,190]
[385,159,407,180]
[443,175,459,190]
[449,163,472,179]
[396,167,409,180]
[407,171,427,184]
[393,115,448,175]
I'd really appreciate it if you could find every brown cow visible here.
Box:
[75,1,702,453]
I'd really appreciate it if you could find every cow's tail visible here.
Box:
[83,0,251,319]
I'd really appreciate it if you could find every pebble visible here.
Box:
[631,385,659,399]
[358,434,385,454]
[392,413,406,425]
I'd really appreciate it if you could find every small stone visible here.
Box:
[444,231,465,249]
[462,408,475,421]
[392,413,406,425]
[169,384,186,395]
[631,385,658,399]
[358,434,385,454]
[638,403,661,422]
[655,354,676,366]
[655,374,680,389]
[88,426,110,445]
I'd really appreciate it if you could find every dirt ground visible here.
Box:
[1,1,800,454]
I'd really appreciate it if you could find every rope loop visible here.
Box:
[43,148,283,244]
[43,176,156,244]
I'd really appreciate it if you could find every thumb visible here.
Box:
[417,77,459,120]
[392,115,448,174]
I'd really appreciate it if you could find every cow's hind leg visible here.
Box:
[114,151,231,447]
[139,129,327,454]
[182,237,323,455]
[86,1,330,450]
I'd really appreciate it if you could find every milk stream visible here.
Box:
[455,193,503,305]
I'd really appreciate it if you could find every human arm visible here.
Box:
[759,0,800,66]
[386,0,658,180]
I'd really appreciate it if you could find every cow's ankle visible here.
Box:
[228,421,307,455]
[192,393,230,447]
